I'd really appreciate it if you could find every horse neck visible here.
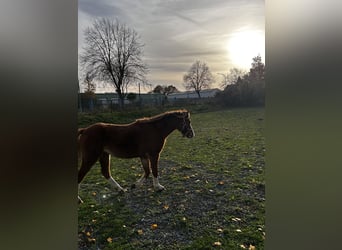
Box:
[156,115,180,138]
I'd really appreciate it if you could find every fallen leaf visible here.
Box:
[213,241,222,246]
[106,237,112,243]
[236,229,242,233]
[232,217,242,222]
[92,192,96,196]
[248,245,256,250]
[218,181,224,185]
[217,228,223,233]
[151,224,158,230]
[85,231,91,237]
[87,238,96,243]
[163,205,169,210]
[137,229,143,235]
[240,245,246,249]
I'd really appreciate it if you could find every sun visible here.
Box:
[227,29,265,70]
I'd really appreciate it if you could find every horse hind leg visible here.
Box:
[99,152,127,193]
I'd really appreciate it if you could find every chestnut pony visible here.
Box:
[78,110,194,203]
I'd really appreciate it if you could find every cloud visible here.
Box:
[78,0,264,91]
[79,0,119,17]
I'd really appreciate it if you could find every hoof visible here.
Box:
[119,188,128,194]
[155,186,165,192]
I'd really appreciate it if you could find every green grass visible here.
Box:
[78,107,265,250]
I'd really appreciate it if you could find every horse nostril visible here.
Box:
[187,132,194,138]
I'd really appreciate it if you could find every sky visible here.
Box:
[78,0,265,93]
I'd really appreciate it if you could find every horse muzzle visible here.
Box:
[183,129,194,138]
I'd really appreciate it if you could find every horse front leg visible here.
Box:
[150,154,165,191]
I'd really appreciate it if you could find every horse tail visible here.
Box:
[77,128,85,163]
[78,128,85,138]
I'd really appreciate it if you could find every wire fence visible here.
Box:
[78,94,219,113]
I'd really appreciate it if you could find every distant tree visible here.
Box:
[219,68,247,88]
[79,18,148,108]
[126,92,137,103]
[151,84,179,106]
[247,55,265,105]
[78,72,96,111]
[218,55,265,107]
[152,85,179,96]
[248,55,265,82]
[152,85,163,94]
[78,78,83,112]
[83,71,96,95]
[183,60,214,98]
[218,76,243,106]
[165,85,179,95]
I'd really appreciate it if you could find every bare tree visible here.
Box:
[219,68,247,88]
[83,71,96,95]
[79,18,147,107]
[183,60,213,98]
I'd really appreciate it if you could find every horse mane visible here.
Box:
[135,109,188,124]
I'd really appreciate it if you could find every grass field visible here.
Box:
[78,107,265,250]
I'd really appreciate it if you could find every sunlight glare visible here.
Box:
[227,30,265,70]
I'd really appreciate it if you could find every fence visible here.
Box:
[78,94,165,112]
[78,94,219,112]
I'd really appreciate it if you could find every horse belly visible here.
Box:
[104,144,140,159]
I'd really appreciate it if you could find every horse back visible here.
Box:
[79,122,165,159]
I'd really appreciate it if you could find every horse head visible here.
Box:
[177,111,195,138]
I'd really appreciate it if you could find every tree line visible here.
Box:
[79,18,264,108]
[216,55,265,107]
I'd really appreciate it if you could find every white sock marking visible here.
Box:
[108,177,126,192]
[152,176,165,190]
